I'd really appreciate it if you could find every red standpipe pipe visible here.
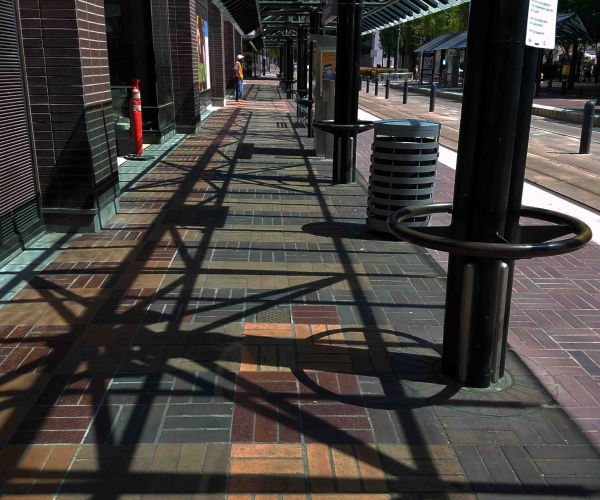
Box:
[131,79,143,157]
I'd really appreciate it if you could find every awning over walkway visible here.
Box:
[414,31,467,52]
[213,0,261,35]
[361,0,470,35]
[254,0,473,44]
[414,12,593,53]
[556,13,594,45]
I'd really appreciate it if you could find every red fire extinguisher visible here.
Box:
[131,79,143,157]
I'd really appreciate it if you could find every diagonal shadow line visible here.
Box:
[286,106,447,477]
[72,99,446,490]
[0,109,244,498]
[119,135,187,192]
[1,92,584,498]
[84,109,254,497]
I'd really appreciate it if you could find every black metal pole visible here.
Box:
[308,9,320,139]
[286,37,293,97]
[442,0,531,388]
[366,77,370,93]
[297,26,305,92]
[374,78,379,96]
[580,101,595,154]
[385,78,390,99]
[332,0,362,184]
[499,45,539,382]
[429,82,436,111]
[561,80,567,96]
[403,80,408,104]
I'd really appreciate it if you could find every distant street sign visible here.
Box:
[370,50,378,57]
[526,0,558,49]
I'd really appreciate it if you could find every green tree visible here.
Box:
[379,26,399,68]
[396,2,470,70]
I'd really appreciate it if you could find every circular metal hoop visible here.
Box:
[388,203,592,259]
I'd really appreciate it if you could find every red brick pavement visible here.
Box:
[357,121,600,445]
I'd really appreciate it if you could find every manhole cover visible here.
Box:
[256,309,291,323]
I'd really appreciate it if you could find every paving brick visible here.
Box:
[231,444,303,458]
[355,445,388,492]
[307,444,335,492]
[331,444,361,491]
[501,445,552,493]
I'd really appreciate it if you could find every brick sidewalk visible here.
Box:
[0,83,599,497]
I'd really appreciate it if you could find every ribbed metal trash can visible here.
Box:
[366,119,441,233]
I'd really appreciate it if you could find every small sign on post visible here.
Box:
[526,0,558,49]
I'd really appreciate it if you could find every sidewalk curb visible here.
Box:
[393,84,600,127]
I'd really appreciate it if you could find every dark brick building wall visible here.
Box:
[20,0,119,233]
[208,1,225,105]
[150,0,176,139]
[224,20,235,90]
[168,0,211,133]
[168,0,200,133]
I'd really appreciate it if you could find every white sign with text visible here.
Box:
[526,0,558,48]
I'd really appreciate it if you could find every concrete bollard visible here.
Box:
[429,83,436,112]
[579,101,595,154]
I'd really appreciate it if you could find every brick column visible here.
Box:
[224,21,235,90]
[20,0,119,233]
[168,0,201,133]
[208,2,226,107]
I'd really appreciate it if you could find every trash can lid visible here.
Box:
[374,119,441,135]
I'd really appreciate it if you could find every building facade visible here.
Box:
[0,0,244,264]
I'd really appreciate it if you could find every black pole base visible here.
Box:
[332,133,357,184]
[442,256,511,388]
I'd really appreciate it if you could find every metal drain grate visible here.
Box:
[256,309,291,323]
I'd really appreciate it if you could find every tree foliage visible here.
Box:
[379,26,399,58]
[379,26,399,67]
[396,3,470,60]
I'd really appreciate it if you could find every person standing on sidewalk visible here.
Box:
[234,55,244,102]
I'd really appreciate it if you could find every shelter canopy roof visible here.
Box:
[414,12,593,53]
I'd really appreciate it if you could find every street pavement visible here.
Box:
[360,84,600,212]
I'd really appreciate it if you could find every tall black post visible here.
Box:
[403,80,408,103]
[332,0,363,183]
[496,45,539,383]
[442,0,534,388]
[286,37,294,96]
[308,10,321,139]
[297,26,306,92]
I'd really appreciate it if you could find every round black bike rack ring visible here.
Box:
[388,203,592,260]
